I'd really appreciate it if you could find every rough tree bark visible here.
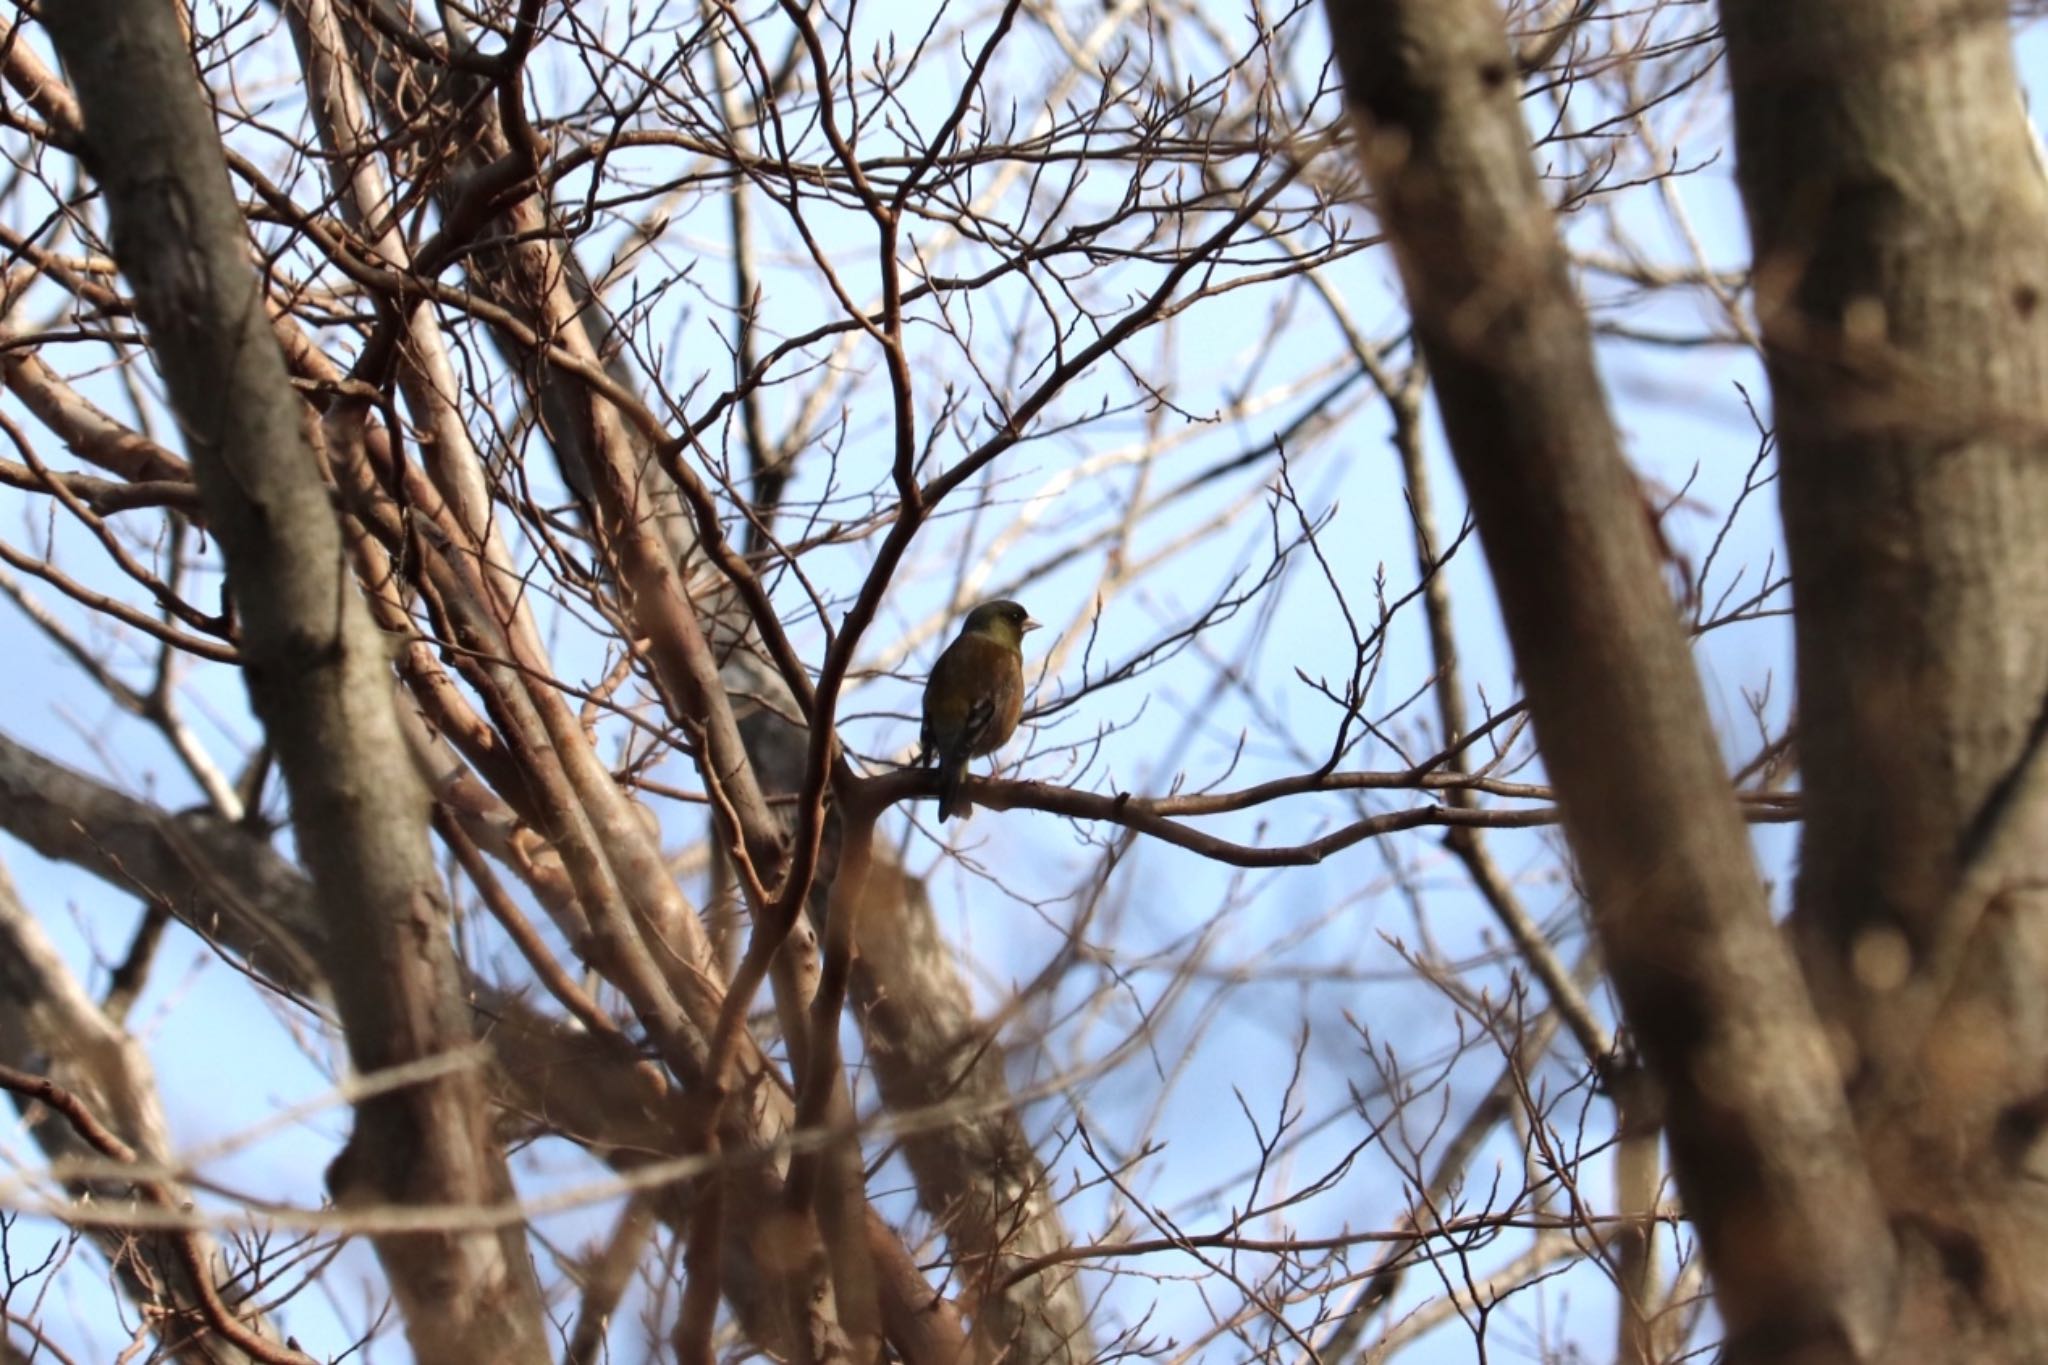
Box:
[1322,0,1897,1358]
[40,5,552,1359]
[1724,1,2048,1359]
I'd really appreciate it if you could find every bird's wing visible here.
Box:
[957,694,998,754]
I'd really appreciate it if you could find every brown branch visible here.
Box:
[562,1193,657,1365]
[0,862,300,1365]
[0,458,198,514]
[0,538,240,664]
[0,1064,313,1365]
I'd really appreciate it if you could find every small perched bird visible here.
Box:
[920,599,1040,821]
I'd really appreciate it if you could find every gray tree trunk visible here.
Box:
[40,5,553,1359]
[1330,0,2048,1357]
[1724,1,2048,1359]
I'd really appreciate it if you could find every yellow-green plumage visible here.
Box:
[920,599,1038,821]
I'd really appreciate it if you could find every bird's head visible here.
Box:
[959,598,1041,649]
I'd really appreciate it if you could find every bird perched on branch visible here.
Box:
[920,599,1040,821]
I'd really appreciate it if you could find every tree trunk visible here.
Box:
[1724,1,2048,1359]
[40,5,552,1358]
[1321,0,1898,1356]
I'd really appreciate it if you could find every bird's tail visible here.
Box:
[937,753,973,822]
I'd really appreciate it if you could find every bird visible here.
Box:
[920,599,1040,821]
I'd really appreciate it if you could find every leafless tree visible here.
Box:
[0,0,2027,1359]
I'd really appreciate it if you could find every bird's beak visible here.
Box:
[1022,617,1043,633]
